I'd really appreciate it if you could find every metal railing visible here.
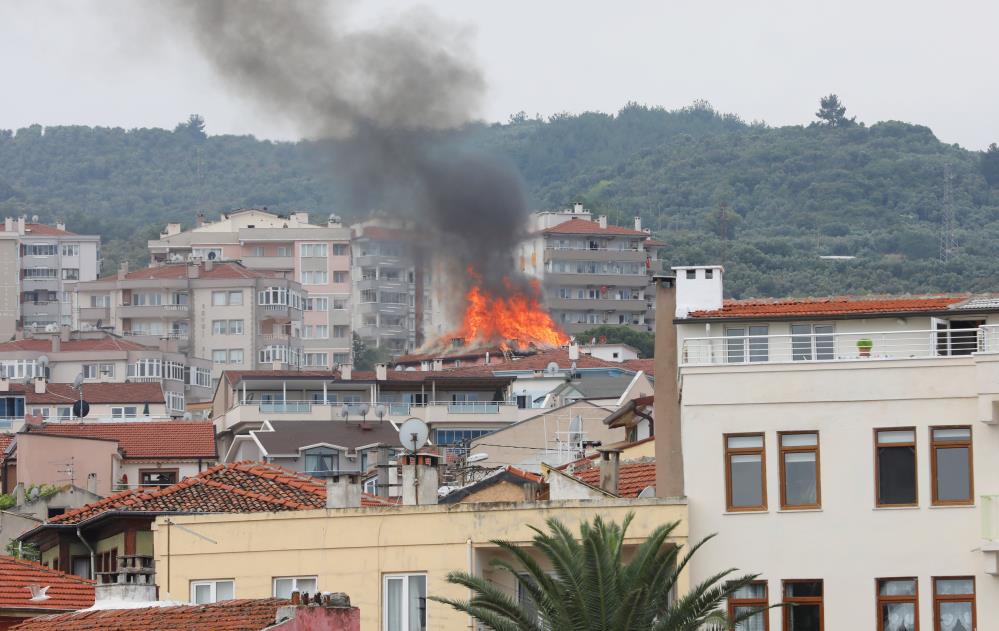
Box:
[983,495,999,541]
[251,400,517,416]
[681,328,984,366]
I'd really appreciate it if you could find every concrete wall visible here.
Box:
[15,433,118,496]
[680,355,999,628]
[0,237,18,340]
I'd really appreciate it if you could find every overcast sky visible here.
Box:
[1,0,996,149]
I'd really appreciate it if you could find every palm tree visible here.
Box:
[432,513,761,631]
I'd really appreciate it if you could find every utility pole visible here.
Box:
[940,163,958,262]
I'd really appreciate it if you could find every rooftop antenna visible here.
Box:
[398,418,430,505]
[940,162,958,262]
[374,405,386,423]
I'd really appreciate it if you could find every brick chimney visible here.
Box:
[60,325,71,342]
[275,592,360,630]
[95,555,156,603]
[325,474,362,509]
[653,275,683,498]
[401,453,439,506]
[598,446,622,496]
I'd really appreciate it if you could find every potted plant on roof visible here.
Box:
[857,338,873,358]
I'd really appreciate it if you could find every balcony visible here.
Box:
[544,248,647,262]
[545,272,651,288]
[119,303,190,318]
[547,298,648,312]
[983,494,999,574]
[241,255,294,270]
[78,306,110,321]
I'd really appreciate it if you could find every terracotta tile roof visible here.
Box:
[122,261,273,281]
[0,433,13,464]
[0,223,78,237]
[10,598,289,631]
[506,466,543,483]
[0,556,94,612]
[0,336,150,352]
[687,294,970,319]
[541,218,649,237]
[621,358,655,376]
[643,237,666,247]
[28,421,215,459]
[222,368,511,385]
[41,462,385,527]
[393,347,625,375]
[570,459,657,498]
[18,382,165,405]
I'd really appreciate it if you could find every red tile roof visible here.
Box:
[687,294,970,319]
[0,223,78,237]
[621,358,655,376]
[570,459,657,498]
[38,462,384,528]
[122,261,274,281]
[27,421,215,459]
[221,368,512,385]
[0,556,94,612]
[0,336,150,352]
[541,218,649,237]
[10,598,290,631]
[393,347,625,374]
[0,433,13,464]
[18,382,165,405]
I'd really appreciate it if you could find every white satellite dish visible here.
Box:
[398,418,429,452]
[637,486,656,498]
[72,372,84,390]
[374,405,386,421]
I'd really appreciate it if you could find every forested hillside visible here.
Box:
[2,101,999,298]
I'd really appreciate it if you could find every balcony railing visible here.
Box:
[681,327,986,366]
[250,400,518,416]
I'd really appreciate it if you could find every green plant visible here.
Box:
[432,514,764,631]
[0,494,15,510]
[5,539,40,561]
[856,338,874,349]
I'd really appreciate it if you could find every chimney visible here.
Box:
[117,261,129,280]
[401,453,439,506]
[598,447,622,495]
[187,263,200,279]
[672,265,724,317]
[597,215,608,229]
[14,484,25,507]
[95,555,157,604]
[86,472,98,495]
[573,202,584,214]
[60,325,71,342]
[51,335,60,353]
[16,216,25,235]
[340,364,352,380]
[634,216,642,232]
[653,275,683,498]
[325,474,362,509]
[158,337,178,353]
[568,342,579,361]
[0,376,8,392]
[3,217,12,232]
[196,211,206,227]
[33,377,46,394]
[272,360,283,370]
[432,358,443,372]
[204,259,214,273]
[164,223,182,236]
[292,212,309,226]
[374,446,391,498]
[55,220,66,232]
[375,363,387,381]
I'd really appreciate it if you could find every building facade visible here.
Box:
[0,217,100,333]
[664,265,999,629]
[517,204,661,336]
[148,209,352,369]
[73,261,305,381]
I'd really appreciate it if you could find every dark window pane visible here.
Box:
[791,324,812,361]
[785,581,822,597]
[878,446,917,504]
[787,604,821,631]
[727,329,746,363]
[936,447,971,501]
[730,455,763,507]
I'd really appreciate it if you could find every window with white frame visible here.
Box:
[384,573,427,631]
[229,349,244,364]
[229,290,243,305]
[128,359,162,378]
[277,246,290,257]
[191,579,234,604]
[211,291,227,306]
[273,576,318,599]
[332,325,348,338]
[305,297,329,311]
[61,244,80,257]
[25,244,57,256]
[0,360,39,379]
[333,271,348,283]
[301,270,328,285]
[790,323,834,361]
[258,287,288,306]
[300,243,327,258]
[332,244,348,256]
[332,353,350,365]
[83,363,115,379]
[258,345,290,364]
[192,247,223,260]
[90,294,111,308]
[23,268,57,279]
[132,292,162,306]
[726,326,769,363]
[165,361,185,381]
[212,350,227,364]
[190,367,211,387]
[303,352,328,367]
[166,391,185,412]
[61,268,79,280]
[111,406,138,419]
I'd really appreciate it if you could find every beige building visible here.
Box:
[0,232,18,342]
[73,260,305,381]
[148,209,353,368]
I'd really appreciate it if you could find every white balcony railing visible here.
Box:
[251,400,519,416]
[681,327,986,367]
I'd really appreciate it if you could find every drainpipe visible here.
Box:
[76,527,96,580]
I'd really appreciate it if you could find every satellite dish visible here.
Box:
[340,406,349,420]
[72,372,84,389]
[72,399,90,419]
[544,361,560,375]
[398,418,429,452]
[206,251,217,260]
[637,486,656,498]
[358,404,369,418]
[374,405,386,421]
[466,452,488,463]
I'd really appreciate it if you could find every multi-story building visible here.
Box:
[349,221,437,355]
[517,204,661,336]
[72,260,305,381]
[148,209,352,369]
[656,265,999,628]
[0,328,213,409]
[0,216,100,332]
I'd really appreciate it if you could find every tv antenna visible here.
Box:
[940,162,958,262]
[398,418,430,505]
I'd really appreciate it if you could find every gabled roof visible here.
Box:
[0,223,78,237]
[440,466,544,504]
[568,458,657,498]
[685,294,972,320]
[24,421,215,460]
[251,420,398,457]
[19,382,165,405]
[0,336,150,353]
[541,218,649,237]
[0,433,13,464]
[0,556,94,612]
[122,261,276,281]
[10,598,289,631]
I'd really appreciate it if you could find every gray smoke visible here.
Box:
[164,0,529,293]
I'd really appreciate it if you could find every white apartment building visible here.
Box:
[517,203,662,335]
[661,266,998,630]
[72,261,305,381]
[0,216,100,332]
[148,209,352,369]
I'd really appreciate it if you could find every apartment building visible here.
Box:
[350,222,437,356]
[0,216,100,333]
[657,266,999,629]
[0,329,213,409]
[517,204,662,336]
[72,260,305,381]
[148,209,352,369]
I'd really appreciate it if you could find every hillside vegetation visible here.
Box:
[2,101,998,298]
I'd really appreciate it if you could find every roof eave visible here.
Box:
[674,306,999,324]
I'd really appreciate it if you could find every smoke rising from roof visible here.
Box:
[165,0,529,290]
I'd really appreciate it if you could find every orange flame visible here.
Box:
[448,269,569,351]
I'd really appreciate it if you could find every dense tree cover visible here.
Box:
[2,100,998,298]
[578,325,655,358]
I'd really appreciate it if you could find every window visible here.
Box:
[140,469,178,487]
[933,577,974,631]
[111,406,138,419]
[877,578,917,631]
[90,294,111,308]
[229,290,243,305]
[165,361,185,381]
[361,289,377,303]
[166,391,185,412]
[305,297,329,311]
[333,297,347,310]
[23,268,58,278]
[128,358,162,378]
[434,428,491,446]
[277,246,290,257]
[133,292,162,306]
[384,573,426,631]
[25,243,57,256]
[300,243,327,258]
[791,324,834,361]
[0,360,39,379]
[380,291,407,304]
[191,580,235,604]
[170,292,189,306]
[304,352,328,367]
[332,244,348,256]
[301,270,328,285]
[304,447,338,476]
[782,580,822,631]
[190,367,211,388]
[61,268,80,280]
[381,268,401,281]
[193,247,223,260]
[930,427,973,505]
[212,320,227,335]
[332,270,347,283]
[728,581,768,631]
[229,349,244,364]
[253,246,265,257]
[333,325,348,338]
[229,320,244,335]
[726,326,769,363]
[273,576,318,599]
[212,350,228,364]
[332,353,350,365]
[876,429,917,506]
[83,363,115,379]
[725,434,766,511]
[62,244,80,257]
[212,291,227,306]
[258,287,289,305]
[779,432,820,509]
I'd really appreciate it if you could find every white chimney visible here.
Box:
[432,358,443,371]
[634,216,642,231]
[292,212,310,226]
[56,221,66,232]
[672,265,724,318]
[375,363,387,381]
[325,475,361,509]
[34,377,46,394]
[597,215,608,229]
[340,364,352,380]
[401,453,439,506]
[16,216,25,235]
[573,202,584,214]
[568,342,579,361]
[0,377,9,392]
[3,217,12,232]
[164,223,182,236]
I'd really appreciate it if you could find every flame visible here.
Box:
[447,269,569,351]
